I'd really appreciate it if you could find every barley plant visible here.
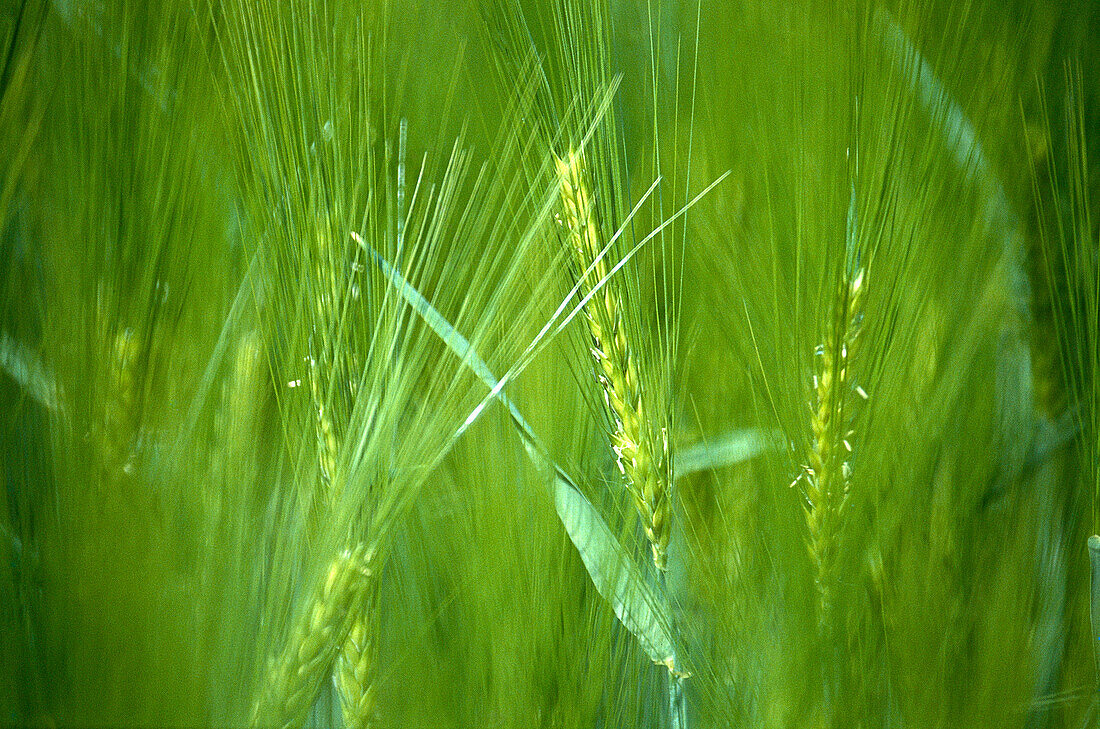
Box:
[2,0,1100,727]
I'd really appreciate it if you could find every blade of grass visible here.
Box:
[674,427,780,481]
[1089,535,1100,682]
[0,330,59,411]
[354,230,677,668]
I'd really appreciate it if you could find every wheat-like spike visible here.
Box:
[556,149,672,572]
[309,358,340,490]
[308,236,348,497]
[100,328,140,479]
[251,544,373,729]
[334,578,381,729]
[228,331,264,451]
[804,267,866,621]
[303,243,382,727]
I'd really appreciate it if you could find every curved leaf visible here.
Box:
[357,233,676,666]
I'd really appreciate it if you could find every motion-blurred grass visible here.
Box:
[1,0,1098,727]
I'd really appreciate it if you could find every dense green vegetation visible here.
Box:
[1,1,1098,726]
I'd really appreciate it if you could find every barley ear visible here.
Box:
[250,544,373,729]
[334,578,381,729]
[555,148,672,571]
[804,267,866,621]
[100,328,141,479]
[309,360,340,493]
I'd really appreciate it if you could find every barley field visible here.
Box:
[1,1,1099,727]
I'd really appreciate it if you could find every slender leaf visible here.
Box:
[1089,535,1100,681]
[674,427,780,480]
[356,232,676,667]
[0,329,58,410]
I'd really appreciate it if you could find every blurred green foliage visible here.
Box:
[1,0,1098,727]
